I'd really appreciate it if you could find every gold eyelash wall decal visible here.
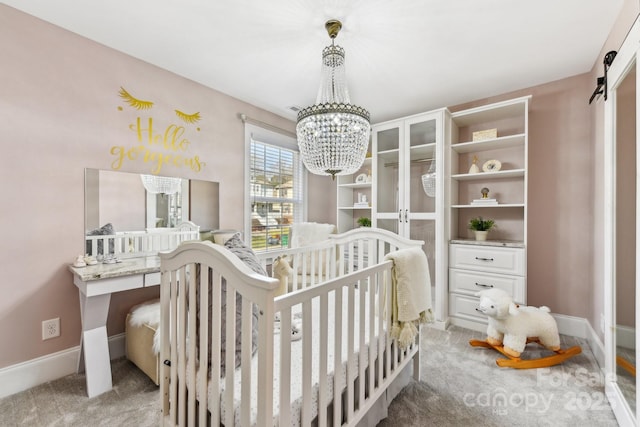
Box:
[118,87,154,110]
[175,110,201,124]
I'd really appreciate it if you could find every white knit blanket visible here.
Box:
[384,247,433,348]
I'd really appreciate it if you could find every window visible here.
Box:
[245,124,305,252]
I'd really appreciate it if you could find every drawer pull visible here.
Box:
[475,257,494,262]
[475,282,494,288]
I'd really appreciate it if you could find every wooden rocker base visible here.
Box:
[470,338,582,369]
[616,355,636,377]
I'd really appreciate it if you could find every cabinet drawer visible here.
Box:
[448,293,488,324]
[449,244,525,275]
[144,272,161,287]
[449,268,525,303]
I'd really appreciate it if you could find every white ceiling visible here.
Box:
[4,0,624,123]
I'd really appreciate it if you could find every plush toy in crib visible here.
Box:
[272,255,293,296]
[272,255,302,341]
[475,288,560,358]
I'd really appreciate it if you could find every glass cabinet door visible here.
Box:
[405,115,439,217]
[374,121,403,219]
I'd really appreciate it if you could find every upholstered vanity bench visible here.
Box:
[125,299,161,385]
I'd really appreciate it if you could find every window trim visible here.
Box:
[243,122,307,245]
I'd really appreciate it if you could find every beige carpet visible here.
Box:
[0,326,620,426]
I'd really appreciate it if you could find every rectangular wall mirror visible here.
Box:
[84,168,220,256]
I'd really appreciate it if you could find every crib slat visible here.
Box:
[301,299,313,426]
[385,267,392,386]
[358,276,366,409]
[240,297,252,427]
[197,266,209,427]
[160,266,171,421]
[357,239,364,272]
[346,284,355,422]
[312,250,317,286]
[318,292,328,427]
[169,269,179,425]
[301,253,308,289]
[279,307,292,427]
[210,271,222,424]
[368,273,376,401]
[178,266,187,427]
[377,270,385,388]
[224,281,236,427]
[187,264,197,425]
[348,242,355,274]
[333,288,343,427]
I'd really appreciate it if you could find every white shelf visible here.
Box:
[338,206,372,210]
[451,134,525,154]
[338,182,372,189]
[409,143,436,159]
[450,96,530,126]
[451,169,525,181]
[451,203,525,209]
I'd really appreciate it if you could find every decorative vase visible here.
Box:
[474,230,488,241]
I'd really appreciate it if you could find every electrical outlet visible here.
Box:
[42,318,60,340]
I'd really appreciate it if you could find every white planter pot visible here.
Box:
[474,230,488,241]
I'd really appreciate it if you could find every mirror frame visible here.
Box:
[604,18,640,426]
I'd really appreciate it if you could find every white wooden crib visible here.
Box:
[159,228,425,427]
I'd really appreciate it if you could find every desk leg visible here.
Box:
[78,290,112,398]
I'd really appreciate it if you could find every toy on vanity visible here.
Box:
[469,288,581,368]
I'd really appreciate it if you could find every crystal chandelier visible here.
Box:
[296,20,370,180]
[140,174,182,195]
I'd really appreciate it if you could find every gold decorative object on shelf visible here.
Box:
[468,155,480,174]
[472,128,497,141]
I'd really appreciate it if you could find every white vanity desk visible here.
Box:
[69,256,161,398]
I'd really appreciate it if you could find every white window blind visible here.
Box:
[249,138,303,251]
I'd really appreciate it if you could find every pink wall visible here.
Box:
[0,5,304,368]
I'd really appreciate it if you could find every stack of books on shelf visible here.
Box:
[471,198,498,206]
[353,202,370,208]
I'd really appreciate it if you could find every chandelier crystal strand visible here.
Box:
[296,20,370,179]
[140,174,182,194]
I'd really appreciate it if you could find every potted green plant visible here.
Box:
[468,216,495,241]
[357,217,371,227]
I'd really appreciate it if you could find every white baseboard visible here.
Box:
[0,333,125,399]
[616,324,636,350]
[551,313,604,367]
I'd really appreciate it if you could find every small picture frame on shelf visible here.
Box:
[355,173,368,183]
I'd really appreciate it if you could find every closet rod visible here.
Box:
[238,113,296,138]
[385,157,434,167]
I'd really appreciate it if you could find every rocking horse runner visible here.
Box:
[469,288,581,368]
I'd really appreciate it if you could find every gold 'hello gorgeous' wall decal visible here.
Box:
[118,87,154,110]
[175,110,201,124]
[111,86,206,174]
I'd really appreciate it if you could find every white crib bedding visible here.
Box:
[198,286,385,426]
